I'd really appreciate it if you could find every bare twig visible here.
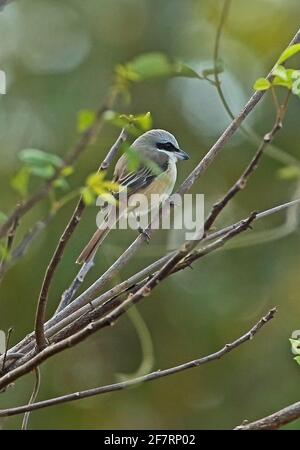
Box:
[21,368,41,430]
[235,400,300,430]
[34,128,127,350]
[0,308,276,417]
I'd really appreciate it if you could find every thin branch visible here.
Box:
[235,400,300,430]
[34,128,127,350]
[213,0,234,119]
[0,308,276,417]
[0,215,53,282]
[21,367,41,430]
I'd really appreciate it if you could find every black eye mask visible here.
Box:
[156,142,177,152]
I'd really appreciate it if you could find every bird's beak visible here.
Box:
[175,148,190,160]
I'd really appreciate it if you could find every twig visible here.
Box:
[235,400,300,430]
[21,367,41,430]
[213,0,234,119]
[34,128,127,351]
[0,308,276,417]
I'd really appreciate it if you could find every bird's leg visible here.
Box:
[138,226,151,243]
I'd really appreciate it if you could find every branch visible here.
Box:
[21,367,41,430]
[0,308,276,417]
[34,128,127,350]
[235,401,300,430]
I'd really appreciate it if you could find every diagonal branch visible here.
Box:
[234,400,300,430]
[0,308,276,418]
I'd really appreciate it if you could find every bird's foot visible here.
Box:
[138,227,151,243]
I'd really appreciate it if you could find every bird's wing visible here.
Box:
[112,153,166,196]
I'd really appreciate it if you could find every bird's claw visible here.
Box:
[138,227,151,243]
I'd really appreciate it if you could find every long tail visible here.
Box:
[76,224,111,264]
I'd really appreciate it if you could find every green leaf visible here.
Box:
[277,165,300,180]
[292,74,300,96]
[53,178,70,191]
[60,166,74,177]
[10,167,30,197]
[77,110,96,133]
[81,187,96,206]
[120,52,173,82]
[294,355,300,365]
[104,111,152,135]
[174,62,202,79]
[253,78,271,91]
[273,65,288,81]
[133,112,152,131]
[272,68,299,89]
[19,149,63,168]
[277,43,300,65]
[123,144,140,172]
[30,165,55,179]
[0,211,7,224]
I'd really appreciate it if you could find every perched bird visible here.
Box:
[76,129,189,264]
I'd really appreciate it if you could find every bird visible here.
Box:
[76,129,189,264]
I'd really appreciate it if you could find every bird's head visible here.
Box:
[132,129,189,162]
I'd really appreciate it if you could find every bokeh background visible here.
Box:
[1,0,300,430]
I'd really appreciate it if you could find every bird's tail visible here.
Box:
[76,204,120,264]
[76,224,111,264]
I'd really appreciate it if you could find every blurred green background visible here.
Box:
[1,0,300,430]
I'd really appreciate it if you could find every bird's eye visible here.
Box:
[157,142,175,151]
